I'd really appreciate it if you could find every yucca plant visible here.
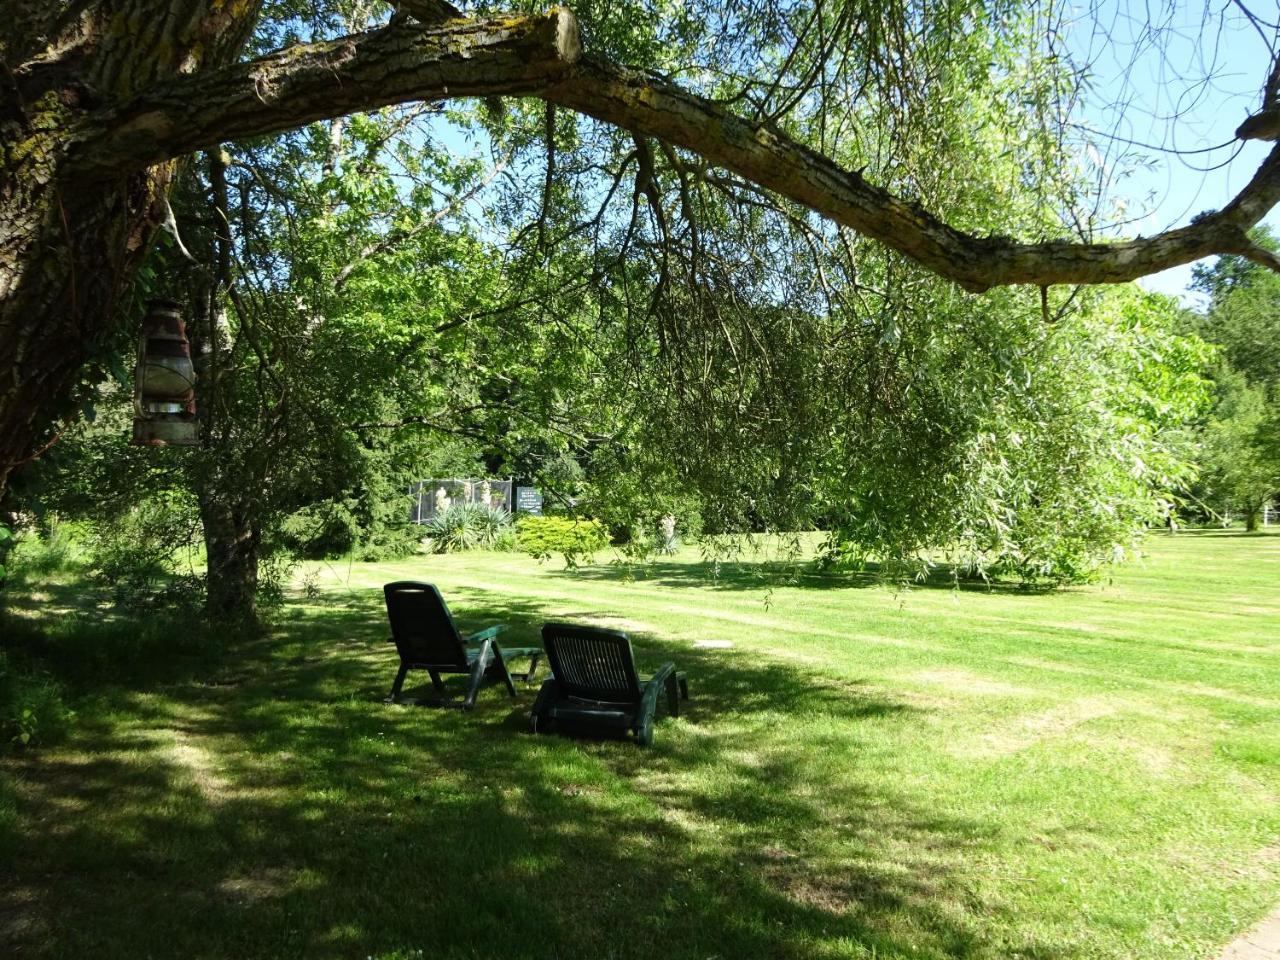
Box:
[473,504,513,547]
[425,503,512,553]
[425,505,480,554]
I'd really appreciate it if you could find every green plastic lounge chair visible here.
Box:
[383,581,543,709]
[530,622,689,746]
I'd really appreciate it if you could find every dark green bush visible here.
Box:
[353,522,423,561]
[86,495,204,611]
[278,500,362,558]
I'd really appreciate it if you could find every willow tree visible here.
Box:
[1,0,1279,496]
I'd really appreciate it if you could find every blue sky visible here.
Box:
[1064,0,1278,302]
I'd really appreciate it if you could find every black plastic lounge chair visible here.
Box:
[531,622,689,746]
[383,581,543,709]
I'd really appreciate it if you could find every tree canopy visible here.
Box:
[0,0,1277,615]
[2,0,1279,494]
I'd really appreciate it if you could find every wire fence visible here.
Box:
[409,478,514,524]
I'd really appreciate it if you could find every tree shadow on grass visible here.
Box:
[1163,529,1277,539]
[1,574,230,689]
[549,558,1060,596]
[2,592,1078,960]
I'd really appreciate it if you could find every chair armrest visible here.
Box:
[466,624,507,644]
[640,662,678,718]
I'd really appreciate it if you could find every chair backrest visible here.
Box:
[383,581,468,669]
[542,623,642,704]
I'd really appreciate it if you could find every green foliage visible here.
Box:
[351,524,423,562]
[0,522,10,583]
[19,529,77,576]
[86,493,204,613]
[516,515,609,563]
[425,504,480,554]
[425,503,511,554]
[1195,271,1280,390]
[278,500,363,558]
[465,0,1184,585]
[0,651,73,751]
[1188,235,1280,530]
[577,469,704,554]
[4,519,88,578]
[1191,227,1279,307]
[936,287,1214,583]
[1198,368,1280,530]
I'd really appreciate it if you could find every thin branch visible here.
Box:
[332,151,511,290]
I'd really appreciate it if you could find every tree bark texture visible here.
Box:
[2,2,1279,497]
[1,0,264,494]
[199,489,260,623]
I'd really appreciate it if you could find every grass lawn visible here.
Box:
[2,530,1279,958]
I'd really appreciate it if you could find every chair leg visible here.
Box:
[678,673,689,700]
[387,663,409,703]
[524,652,542,683]
[491,656,518,697]
[463,639,494,710]
[530,678,558,734]
[427,669,446,696]
[634,705,656,747]
[665,672,680,718]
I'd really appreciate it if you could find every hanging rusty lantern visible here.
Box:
[131,298,200,446]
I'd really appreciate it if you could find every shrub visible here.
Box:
[425,504,511,554]
[352,524,422,561]
[0,651,74,751]
[0,522,10,591]
[472,504,513,547]
[516,516,609,564]
[86,494,203,611]
[278,500,362,558]
[6,518,86,578]
[491,526,520,553]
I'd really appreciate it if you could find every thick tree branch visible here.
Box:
[69,10,581,176]
[546,59,1280,291]
[70,10,1280,293]
[1237,55,1280,141]
[1238,241,1280,274]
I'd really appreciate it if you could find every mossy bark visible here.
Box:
[0,0,263,495]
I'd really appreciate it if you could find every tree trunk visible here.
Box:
[1245,504,1261,533]
[200,490,259,623]
[0,147,172,485]
[1,0,262,496]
